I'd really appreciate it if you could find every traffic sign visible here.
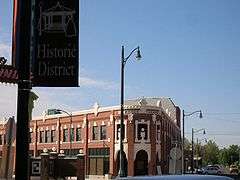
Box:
[170,147,182,160]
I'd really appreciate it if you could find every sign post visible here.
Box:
[14,0,32,179]
[12,0,79,179]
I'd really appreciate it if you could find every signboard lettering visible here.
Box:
[33,0,79,87]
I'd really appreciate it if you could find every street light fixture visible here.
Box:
[182,110,202,174]
[119,46,142,177]
[191,128,206,173]
[0,57,7,65]
[54,109,73,156]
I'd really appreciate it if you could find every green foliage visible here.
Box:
[218,145,240,166]
[202,140,220,166]
[185,138,240,167]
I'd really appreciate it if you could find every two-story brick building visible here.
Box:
[0,97,181,177]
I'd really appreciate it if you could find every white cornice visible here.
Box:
[32,103,180,131]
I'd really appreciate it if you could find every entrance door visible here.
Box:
[134,150,148,176]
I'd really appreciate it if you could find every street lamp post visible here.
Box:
[195,138,207,169]
[119,46,141,177]
[182,110,202,174]
[191,128,206,173]
[55,109,73,156]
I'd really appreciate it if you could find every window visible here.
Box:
[3,134,6,144]
[45,130,51,143]
[137,124,148,140]
[39,131,44,143]
[76,128,81,141]
[63,129,68,142]
[88,148,110,175]
[117,124,125,140]
[92,126,99,140]
[0,135,2,145]
[51,130,56,142]
[29,132,34,143]
[157,124,161,141]
[100,125,107,140]
[70,128,74,142]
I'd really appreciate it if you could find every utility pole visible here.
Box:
[14,0,32,179]
[191,128,194,174]
[182,110,185,174]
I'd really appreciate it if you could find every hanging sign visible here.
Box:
[33,0,79,87]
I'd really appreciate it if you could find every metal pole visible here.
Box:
[118,45,126,177]
[196,138,198,169]
[182,110,185,174]
[191,128,194,174]
[15,0,32,179]
[70,114,72,156]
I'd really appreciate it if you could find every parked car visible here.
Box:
[202,165,226,175]
[116,175,233,180]
[229,165,239,174]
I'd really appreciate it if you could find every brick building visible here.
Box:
[0,97,181,177]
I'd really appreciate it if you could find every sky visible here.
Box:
[0,0,240,148]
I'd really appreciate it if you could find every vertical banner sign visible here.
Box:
[33,0,79,87]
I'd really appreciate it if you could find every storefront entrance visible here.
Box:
[134,150,148,176]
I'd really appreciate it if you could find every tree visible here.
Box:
[203,140,219,166]
[218,145,240,166]
[218,148,229,166]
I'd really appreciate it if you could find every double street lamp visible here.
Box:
[54,109,73,156]
[119,46,142,177]
[182,110,202,174]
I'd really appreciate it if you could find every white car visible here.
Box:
[116,175,233,180]
[202,165,226,175]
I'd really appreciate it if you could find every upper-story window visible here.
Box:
[39,131,44,143]
[137,124,148,140]
[76,127,81,141]
[0,134,3,145]
[3,134,6,144]
[100,125,107,140]
[92,126,99,140]
[70,128,74,142]
[157,124,161,141]
[45,130,51,143]
[117,124,125,140]
[29,132,34,143]
[51,130,56,142]
[63,129,68,142]
[135,119,150,142]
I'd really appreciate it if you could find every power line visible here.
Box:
[185,132,240,136]
[204,112,240,115]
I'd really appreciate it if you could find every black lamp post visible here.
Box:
[182,110,202,174]
[119,46,141,177]
[191,128,205,173]
[55,109,73,156]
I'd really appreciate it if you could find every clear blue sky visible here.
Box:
[1,0,240,147]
